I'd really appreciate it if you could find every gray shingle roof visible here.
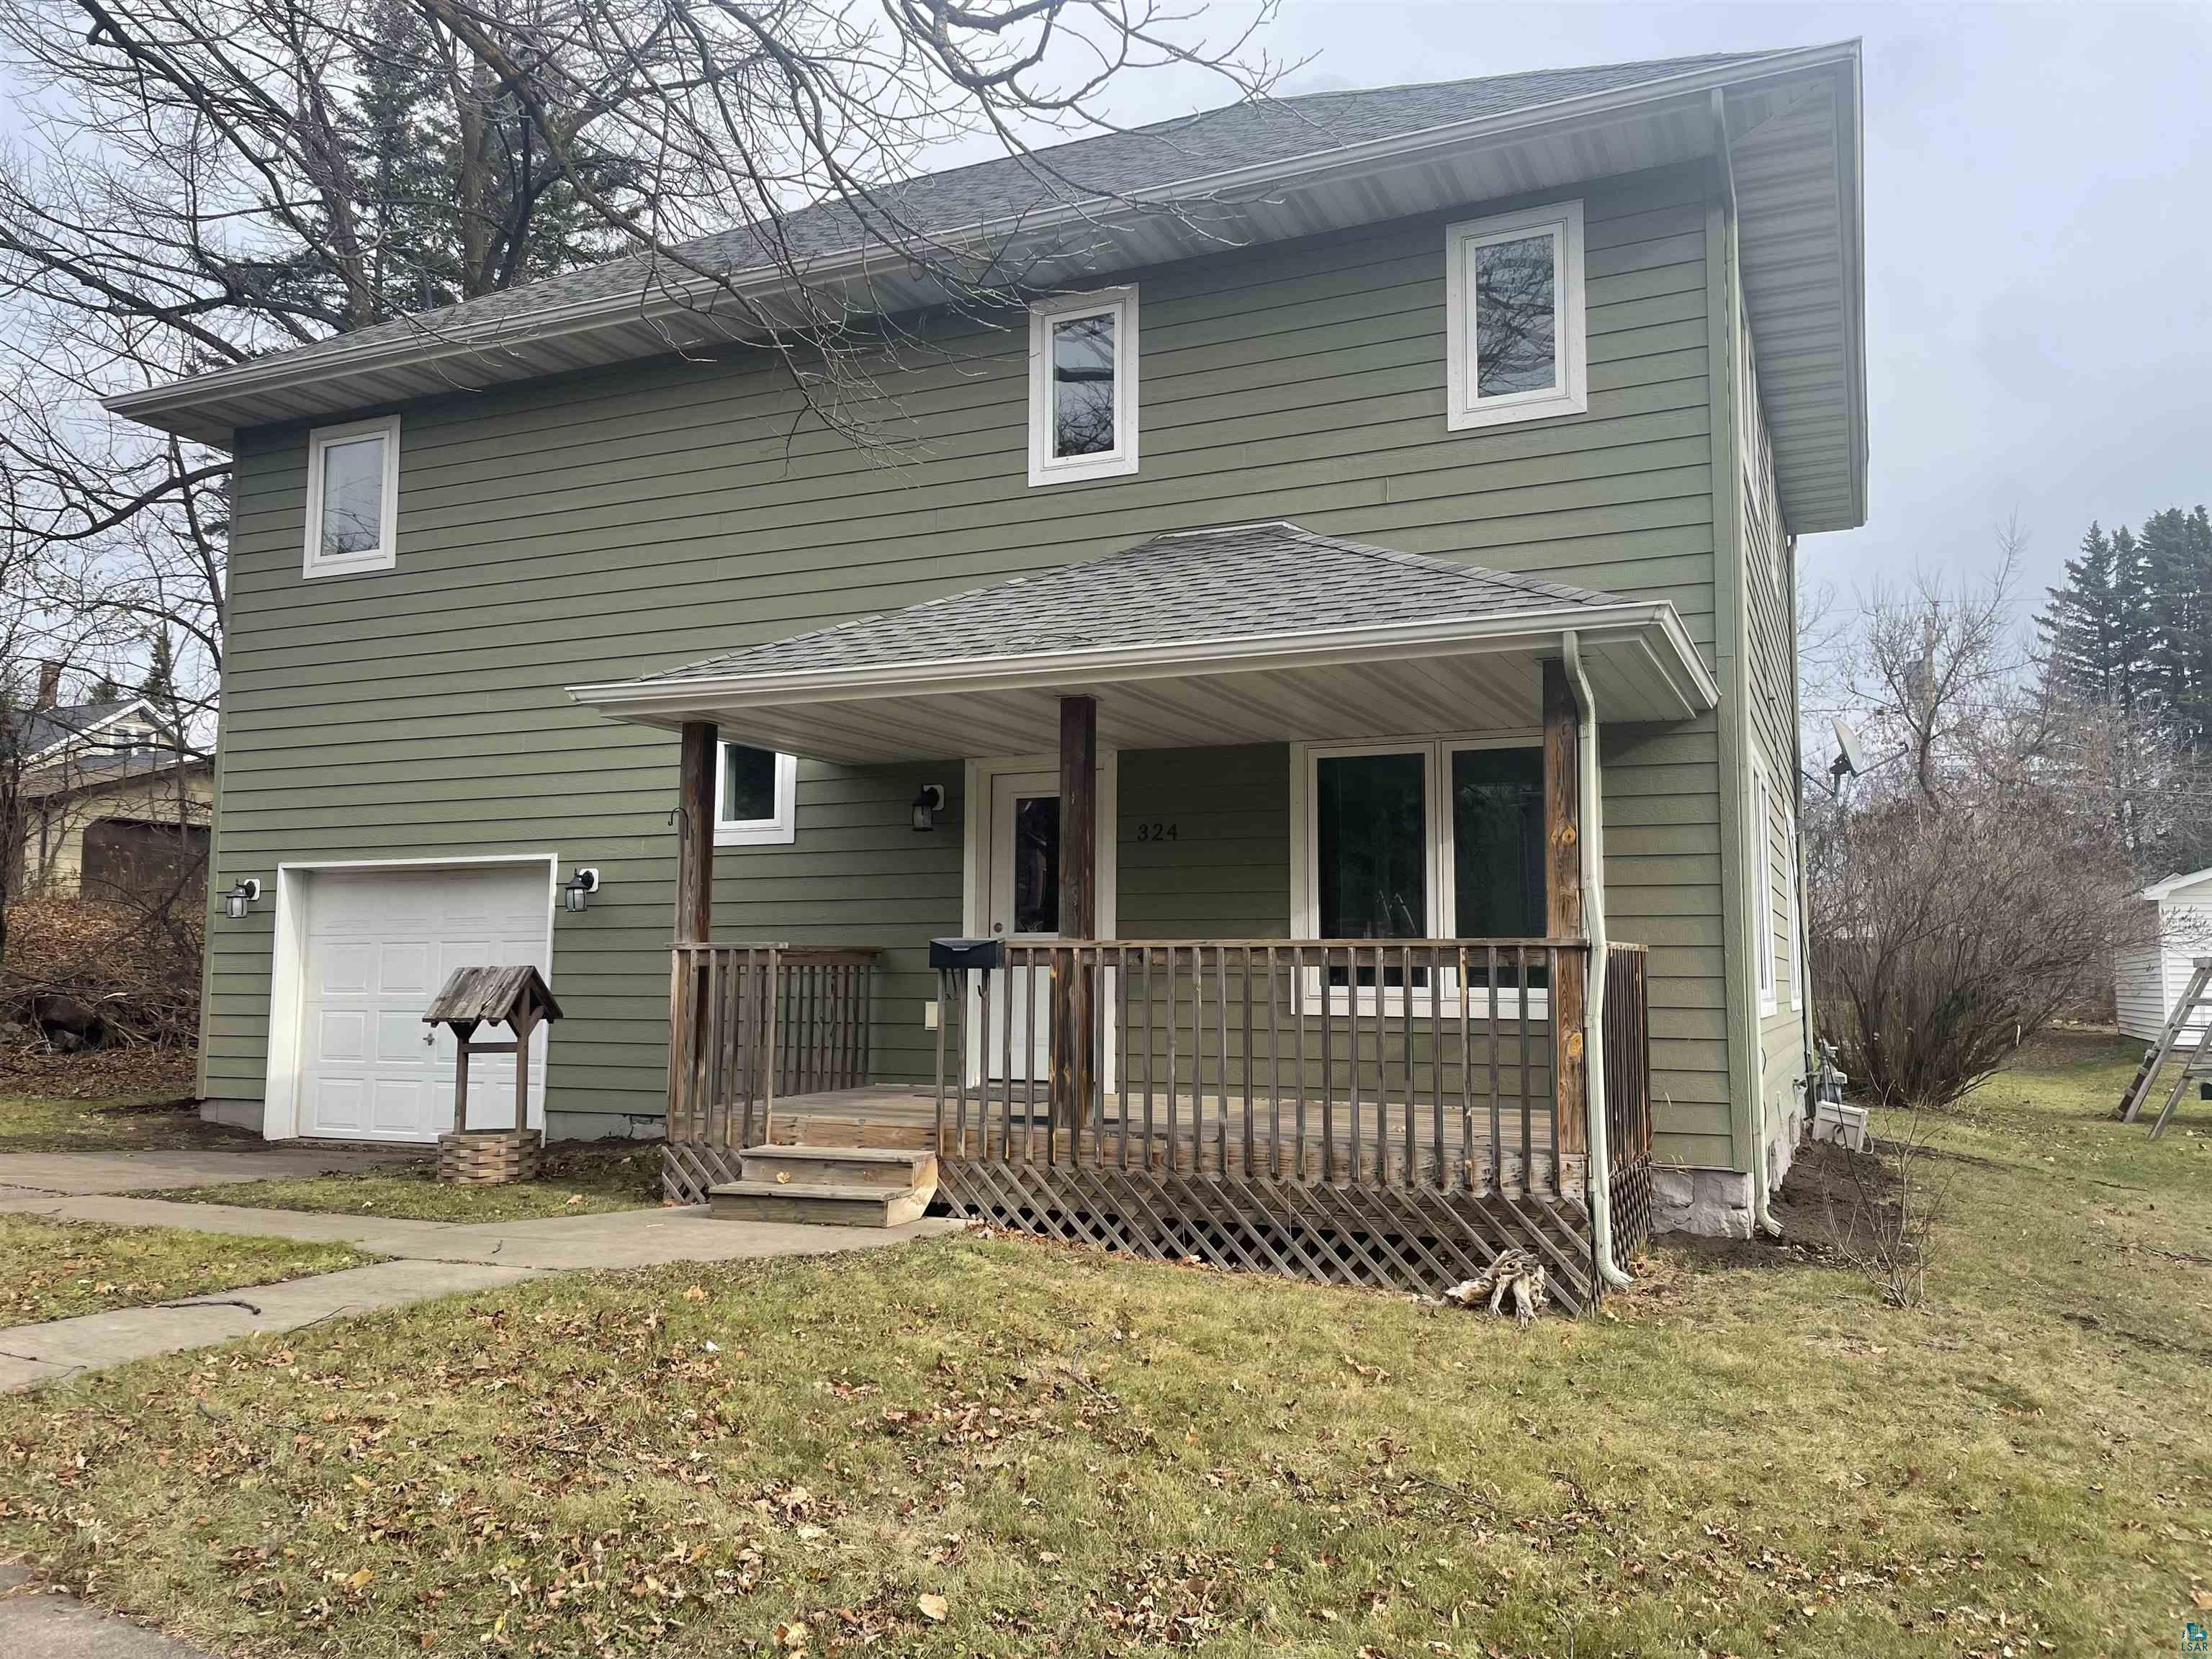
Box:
[270,50,1772,374]
[644,522,1626,684]
[19,700,141,755]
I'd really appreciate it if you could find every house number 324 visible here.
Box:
[1136,822,1179,842]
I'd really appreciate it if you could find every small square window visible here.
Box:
[302,415,400,577]
[715,744,797,846]
[1444,200,1587,431]
[1027,287,1138,486]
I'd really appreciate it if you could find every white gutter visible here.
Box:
[1563,631,1632,1291]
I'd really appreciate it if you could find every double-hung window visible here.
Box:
[1444,200,1588,431]
[1295,737,1550,1012]
[1027,287,1138,486]
[302,415,400,577]
[715,743,797,847]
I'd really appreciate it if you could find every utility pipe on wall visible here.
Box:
[1563,632,1633,1290]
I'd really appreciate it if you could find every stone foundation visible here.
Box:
[1651,1166,1755,1238]
[1654,1081,1809,1238]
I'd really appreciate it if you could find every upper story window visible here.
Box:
[716,743,797,846]
[1444,200,1588,431]
[302,415,400,578]
[1027,287,1138,486]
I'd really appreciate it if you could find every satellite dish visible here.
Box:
[1830,718,1867,781]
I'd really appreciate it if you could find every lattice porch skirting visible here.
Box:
[934,1158,1596,1313]
[1607,1151,1655,1262]
[663,1141,744,1204]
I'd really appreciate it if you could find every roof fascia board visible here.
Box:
[108,43,1858,433]
[567,600,1719,724]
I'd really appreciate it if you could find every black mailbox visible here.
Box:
[930,936,1004,972]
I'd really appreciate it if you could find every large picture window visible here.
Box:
[1444,200,1588,431]
[1294,738,1549,1009]
[1027,287,1138,486]
[302,415,400,578]
[715,744,797,847]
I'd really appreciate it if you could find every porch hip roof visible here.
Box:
[567,523,1719,763]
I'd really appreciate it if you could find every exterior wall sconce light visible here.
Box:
[222,878,261,920]
[910,784,945,832]
[563,867,601,912]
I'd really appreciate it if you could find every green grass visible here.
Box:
[149,1138,665,1222]
[0,1094,256,1155]
[0,1215,382,1323]
[0,1033,2206,1657]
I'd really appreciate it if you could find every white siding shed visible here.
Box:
[2115,868,2212,1046]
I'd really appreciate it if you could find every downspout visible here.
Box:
[1563,632,1632,1290]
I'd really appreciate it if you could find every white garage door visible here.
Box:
[297,863,552,1142]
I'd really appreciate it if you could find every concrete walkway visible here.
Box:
[0,1565,214,1658]
[0,1158,962,1392]
[0,1143,418,1201]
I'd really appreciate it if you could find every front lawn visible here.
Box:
[0,1215,381,1323]
[0,1092,257,1155]
[0,1033,2206,1658]
[150,1138,664,1222]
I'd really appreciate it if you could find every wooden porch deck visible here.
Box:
[750,1085,1582,1202]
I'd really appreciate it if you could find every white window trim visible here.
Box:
[1444,199,1588,432]
[301,414,400,579]
[1287,733,1551,1018]
[1750,747,1778,1015]
[714,745,798,847]
[1026,286,1139,487]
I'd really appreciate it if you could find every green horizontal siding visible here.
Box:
[201,158,1732,1146]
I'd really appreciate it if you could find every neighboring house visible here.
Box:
[14,697,214,903]
[2116,868,2212,1048]
[110,42,1864,1280]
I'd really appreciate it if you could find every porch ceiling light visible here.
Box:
[910,784,945,832]
[563,867,601,912]
[222,877,261,920]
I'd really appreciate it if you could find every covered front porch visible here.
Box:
[570,524,1713,1307]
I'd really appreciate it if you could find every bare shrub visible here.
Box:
[1,893,202,1051]
[1807,529,2141,1106]
[1819,1105,1952,1308]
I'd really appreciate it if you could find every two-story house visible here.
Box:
[112,42,1865,1301]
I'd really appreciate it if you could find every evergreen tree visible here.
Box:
[2040,522,2153,712]
[2140,505,2212,753]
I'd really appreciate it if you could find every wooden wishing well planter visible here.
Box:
[421,965,562,1184]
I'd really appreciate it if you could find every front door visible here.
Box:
[986,771,1058,1085]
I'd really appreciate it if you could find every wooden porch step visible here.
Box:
[738,1143,938,1192]
[708,1180,931,1228]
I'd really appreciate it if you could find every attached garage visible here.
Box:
[265,858,556,1141]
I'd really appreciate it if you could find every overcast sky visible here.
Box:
[4,2,2206,607]
[1090,1,2212,606]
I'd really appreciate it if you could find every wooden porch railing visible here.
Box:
[1601,940,1655,1256]
[932,938,1588,1199]
[667,943,880,1154]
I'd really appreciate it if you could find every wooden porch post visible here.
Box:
[675,721,716,944]
[1542,661,1588,1158]
[1053,696,1097,1129]
[670,721,717,1146]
